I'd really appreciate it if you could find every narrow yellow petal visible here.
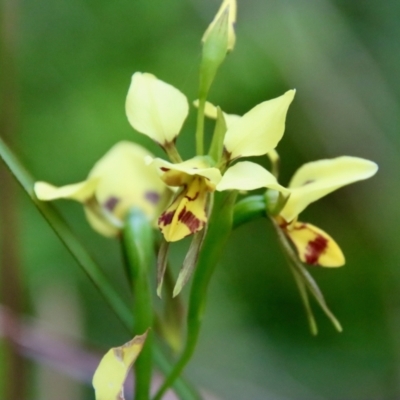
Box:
[34,178,99,202]
[223,90,295,160]
[280,156,378,222]
[126,72,189,145]
[148,156,222,190]
[92,331,148,400]
[216,161,289,193]
[84,207,120,238]
[202,0,237,51]
[159,177,208,242]
[282,221,345,267]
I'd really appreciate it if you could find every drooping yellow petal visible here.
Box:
[159,177,208,242]
[216,161,289,193]
[92,331,148,400]
[202,0,237,51]
[125,72,189,146]
[148,156,222,190]
[282,221,345,267]
[34,178,99,202]
[223,90,295,160]
[193,99,241,128]
[280,156,378,222]
[84,207,120,237]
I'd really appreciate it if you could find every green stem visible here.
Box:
[122,209,154,400]
[195,97,206,156]
[153,191,237,400]
[0,136,200,400]
[0,0,25,397]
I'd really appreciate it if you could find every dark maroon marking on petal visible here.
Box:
[177,207,202,233]
[160,167,170,172]
[305,235,328,265]
[302,179,315,185]
[145,191,160,205]
[159,210,175,226]
[185,191,199,202]
[103,196,120,211]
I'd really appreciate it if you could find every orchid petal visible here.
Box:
[89,141,168,222]
[280,156,378,222]
[223,90,295,160]
[283,221,345,267]
[34,178,99,202]
[126,72,189,146]
[84,207,120,237]
[159,177,208,242]
[216,161,289,193]
[148,156,222,190]
[92,331,148,400]
[35,141,170,237]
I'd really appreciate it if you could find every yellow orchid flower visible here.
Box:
[129,73,295,242]
[92,331,148,400]
[34,141,170,237]
[272,156,378,266]
[148,156,222,242]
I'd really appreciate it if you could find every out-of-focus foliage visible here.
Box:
[2,0,400,399]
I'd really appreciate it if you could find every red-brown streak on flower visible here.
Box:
[305,235,328,265]
[185,191,199,201]
[178,207,203,233]
[160,167,170,172]
[159,210,175,226]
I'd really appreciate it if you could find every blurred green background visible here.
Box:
[1,0,399,398]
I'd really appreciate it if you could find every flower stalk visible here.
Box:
[121,208,154,400]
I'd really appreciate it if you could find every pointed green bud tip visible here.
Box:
[202,0,237,52]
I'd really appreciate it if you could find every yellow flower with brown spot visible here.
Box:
[34,142,170,237]
[270,156,378,266]
[148,157,222,242]
[127,73,295,242]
